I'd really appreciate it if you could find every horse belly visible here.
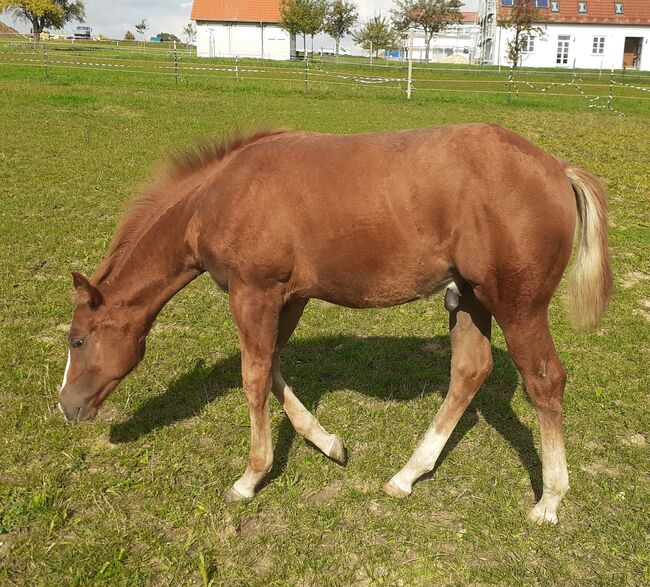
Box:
[304,246,453,309]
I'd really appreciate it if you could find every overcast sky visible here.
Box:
[4,1,478,40]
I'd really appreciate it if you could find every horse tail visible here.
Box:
[562,163,613,330]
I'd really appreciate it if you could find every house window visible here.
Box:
[501,0,513,5]
[592,36,605,54]
[550,1,560,11]
[614,3,624,14]
[577,2,587,13]
[522,34,535,52]
[557,35,570,64]
[536,0,549,7]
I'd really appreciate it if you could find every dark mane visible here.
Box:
[92,128,289,286]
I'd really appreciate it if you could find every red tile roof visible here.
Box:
[499,0,650,25]
[191,0,282,23]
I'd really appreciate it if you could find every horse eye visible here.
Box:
[70,338,85,349]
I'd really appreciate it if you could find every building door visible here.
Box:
[556,35,570,65]
[623,37,642,69]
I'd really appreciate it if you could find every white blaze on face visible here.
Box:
[61,351,71,391]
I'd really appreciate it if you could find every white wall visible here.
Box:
[409,23,480,63]
[494,24,649,71]
[196,22,292,60]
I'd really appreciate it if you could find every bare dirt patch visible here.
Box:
[621,433,646,448]
[633,300,650,323]
[306,481,343,505]
[237,516,262,538]
[422,340,448,353]
[580,462,623,477]
[620,271,650,289]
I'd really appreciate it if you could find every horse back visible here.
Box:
[193,124,577,307]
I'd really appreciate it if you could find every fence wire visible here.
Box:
[1,43,649,111]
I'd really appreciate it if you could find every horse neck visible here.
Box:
[97,198,203,332]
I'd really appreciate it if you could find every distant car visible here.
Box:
[320,46,351,56]
[74,25,92,39]
[149,36,162,43]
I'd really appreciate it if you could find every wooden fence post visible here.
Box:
[407,30,414,100]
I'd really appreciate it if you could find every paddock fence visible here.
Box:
[1,38,649,114]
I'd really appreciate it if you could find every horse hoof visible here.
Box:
[383,480,411,499]
[327,435,347,465]
[223,486,250,503]
[528,505,558,525]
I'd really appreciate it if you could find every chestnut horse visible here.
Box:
[59,124,611,524]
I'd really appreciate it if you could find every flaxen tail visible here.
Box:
[563,164,613,330]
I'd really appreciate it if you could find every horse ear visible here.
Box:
[72,272,103,308]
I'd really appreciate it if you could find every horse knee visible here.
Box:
[526,359,566,412]
[454,350,493,386]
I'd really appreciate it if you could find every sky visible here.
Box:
[3,1,478,41]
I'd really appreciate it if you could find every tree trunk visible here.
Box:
[512,28,521,70]
[31,17,42,43]
[425,34,432,62]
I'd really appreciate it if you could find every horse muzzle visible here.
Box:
[58,397,98,423]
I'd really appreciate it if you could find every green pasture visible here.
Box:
[0,57,648,586]
[1,37,649,114]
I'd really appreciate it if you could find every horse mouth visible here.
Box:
[58,401,98,423]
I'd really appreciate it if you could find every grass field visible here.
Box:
[2,37,650,115]
[0,55,649,586]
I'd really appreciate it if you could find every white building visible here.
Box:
[191,0,295,60]
[477,0,650,70]
[408,12,480,63]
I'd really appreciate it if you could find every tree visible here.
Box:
[182,22,196,46]
[391,0,462,62]
[323,0,357,57]
[0,0,85,42]
[124,30,135,41]
[157,32,180,43]
[134,18,148,41]
[353,14,398,58]
[280,0,327,57]
[498,0,545,69]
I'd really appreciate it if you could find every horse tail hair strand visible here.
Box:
[563,164,613,331]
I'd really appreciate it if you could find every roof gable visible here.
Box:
[191,0,282,23]
[498,0,650,25]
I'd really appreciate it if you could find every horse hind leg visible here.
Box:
[384,286,492,497]
[501,316,569,524]
[271,300,346,463]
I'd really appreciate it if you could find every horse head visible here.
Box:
[58,272,146,423]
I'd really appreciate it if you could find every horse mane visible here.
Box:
[92,128,290,286]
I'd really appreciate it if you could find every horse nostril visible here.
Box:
[58,399,84,424]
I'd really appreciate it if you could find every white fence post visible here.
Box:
[407,30,414,100]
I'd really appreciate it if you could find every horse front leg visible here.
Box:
[223,285,281,502]
[271,299,346,463]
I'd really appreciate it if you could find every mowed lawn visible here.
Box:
[0,63,648,586]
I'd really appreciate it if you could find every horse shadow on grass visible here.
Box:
[109,335,543,500]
